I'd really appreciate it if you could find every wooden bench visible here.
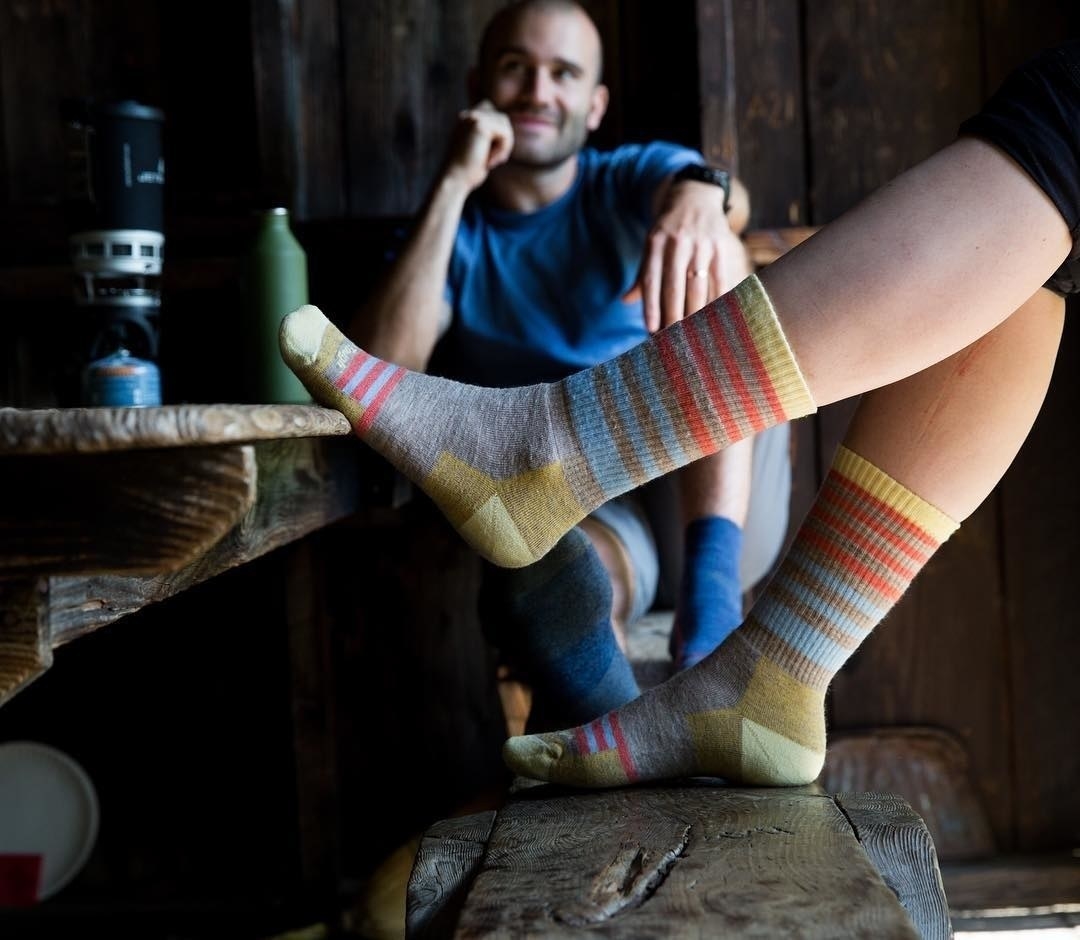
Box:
[406,784,951,938]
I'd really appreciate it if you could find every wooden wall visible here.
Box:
[1,0,1078,917]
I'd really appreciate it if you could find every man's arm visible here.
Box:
[627,167,752,333]
[349,103,514,370]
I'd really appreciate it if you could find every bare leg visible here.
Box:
[767,137,1070,405]
[503,289,1065,787]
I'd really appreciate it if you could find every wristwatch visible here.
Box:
[672,163,732,213]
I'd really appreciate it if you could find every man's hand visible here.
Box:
[625,177,750,332]
[444,100,515,193]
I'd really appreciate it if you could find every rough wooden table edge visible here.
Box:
[0,403,352,455]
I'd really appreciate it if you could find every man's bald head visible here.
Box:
[477,0,604,85]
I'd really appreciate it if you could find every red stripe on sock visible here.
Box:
[699,299,769,432]
[356,366,405,433]
[683,315,743,443]
[334,349,371,391]
[655,330,714,454]
[722,292,790,425]
[609,713,638,782]
[350,358,391,404]
[574,725,591,756]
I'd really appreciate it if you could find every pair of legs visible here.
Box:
[280,45,1075,787]
[487,426,787,733]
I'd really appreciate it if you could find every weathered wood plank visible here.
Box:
[448,785,920,938]
[834,791,953,940]
[0,434,361,705]
[44,436,361,645]
[0,403,350,454]
[2,445,256,578]
[822,728,996,863]
[0,578,51,707]
[407,811,497,940]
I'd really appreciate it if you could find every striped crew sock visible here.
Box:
[481,527,640,730]
[502,446,959,787]
[279,275,815,569]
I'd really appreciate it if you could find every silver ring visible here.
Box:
[688,268,709,279]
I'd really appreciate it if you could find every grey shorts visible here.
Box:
[587,421,792,621]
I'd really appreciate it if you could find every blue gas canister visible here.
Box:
[83,348,161,407]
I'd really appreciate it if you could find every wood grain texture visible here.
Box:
[835,791,953,940]
[0,404,350,455]
[823,728,996,863]
[2,445,256,577]
[407,811,497,940]
[0,578,51,708]
[440,785,921,938]
[43,436,360,645]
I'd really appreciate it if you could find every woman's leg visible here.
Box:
[281,49,1074,570]
[502,288,1065,787]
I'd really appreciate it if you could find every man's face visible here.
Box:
[478,5,608,169]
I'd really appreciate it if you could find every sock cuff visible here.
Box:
[734,275,817,421]
[833,445,960,543]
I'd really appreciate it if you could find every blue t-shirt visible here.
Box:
[430,142,703,387]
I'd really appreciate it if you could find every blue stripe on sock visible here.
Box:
[565,367,632,498]
[628,344,689,466]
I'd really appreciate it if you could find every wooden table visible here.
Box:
[407,784,952,938]
[0,403,362,707]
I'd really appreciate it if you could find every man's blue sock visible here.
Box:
[669,516,744,671]
[481,527,640,731]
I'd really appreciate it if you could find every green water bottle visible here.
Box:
[244,207,312,403]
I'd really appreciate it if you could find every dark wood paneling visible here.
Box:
[700,0,808,229]
[804,0,982,220]
[251,0,347,219]
[980,0,1080,87]
[999,310,1080,851]
[342,0,504,216]
[0,0,162,206]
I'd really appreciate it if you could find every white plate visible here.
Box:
[0,741,100,900]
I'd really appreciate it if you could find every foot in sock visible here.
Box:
[278,276,815,568]
[669,516,744,671]
[480,527,640,730]
[502,446,959,787]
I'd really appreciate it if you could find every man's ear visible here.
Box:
[466,66,481,104]
[586,83,610,132]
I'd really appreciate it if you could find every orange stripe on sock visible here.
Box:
[723,293,789,424]
[356,366,405,432]
[817,494,937,571]
[828,474,941,558]
[700,299,770,432]
[800,528,908,603]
